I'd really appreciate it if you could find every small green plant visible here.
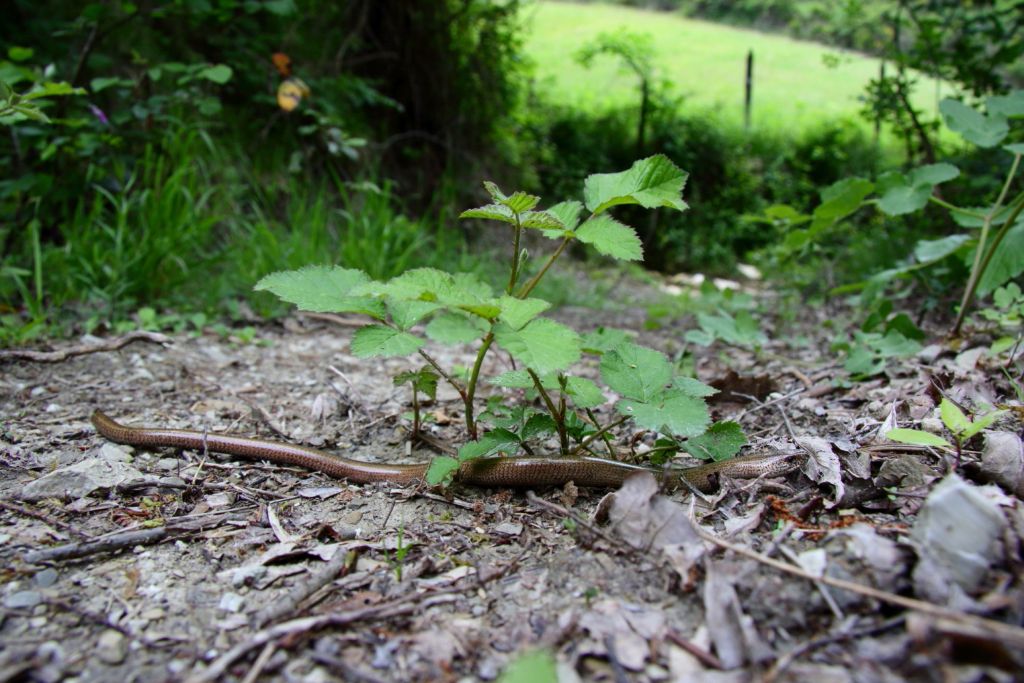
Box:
[974,283,1024,360]
[394,366,440,440]
[499,649,558,683]
[887,397,1006,466]
[388,521,414,581]
[257,156,747,485]
[831,298,925,379]
[756,89,1024,335]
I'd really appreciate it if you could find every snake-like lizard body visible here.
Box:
[91,410,800,492]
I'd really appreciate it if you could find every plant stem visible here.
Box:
[411,388,420,437]
[585,408,617,457]
[927,196,984,219]
[953,154,1022,334]
[463,332,495,439]
[507,216,522,294]
[570,415,630,456]
[416,349,466,401]
[528,368,568,454]
[518,235,572,298]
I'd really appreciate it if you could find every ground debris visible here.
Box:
[1,296,1022,681]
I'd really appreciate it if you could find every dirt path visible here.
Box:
[1,297,1022,682]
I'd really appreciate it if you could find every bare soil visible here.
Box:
[1,281,1022,683]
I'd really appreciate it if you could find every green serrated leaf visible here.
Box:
[394,366,439,399]
[581,327,631,354]
[482,180,507,202]
[940,98,1008,147]
[521,414,558,441]
[457,429,521,461]
[460,204,516,224]
[1005,143,1024,155]
[575,214,643,261]
[387,298,441,330]
[684,421,746,461]
[254,266,385,318]
[498,296,551,331]
[519,211,565,230]
[425,456,460,486]
[501,191,540,213]
[545,200,583,232]
[425,311,487,345]
[563,376,605,408]
[494,319,581,375]
[618,389,710,437]
[600,343,671,402]
[489,370,534,388]
[583,154,688,215]
[885,428,952,448]
[673,376,718,398]
[350,325,423,358]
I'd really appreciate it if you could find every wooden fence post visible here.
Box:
[744,50,753,129]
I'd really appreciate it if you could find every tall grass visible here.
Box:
[0,123,486,340]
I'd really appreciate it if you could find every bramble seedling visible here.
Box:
[256,156,747,485]
[887,397,1006,466]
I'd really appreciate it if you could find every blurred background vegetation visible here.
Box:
[1,0,1022,343]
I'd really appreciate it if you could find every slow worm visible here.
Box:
[91,410,800,492]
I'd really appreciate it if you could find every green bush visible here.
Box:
[525,102,884,274]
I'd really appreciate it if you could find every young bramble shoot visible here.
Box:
[886,398,1007,464]
[257,155,745,486]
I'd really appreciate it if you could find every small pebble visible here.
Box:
[34,568,59,588]
[219,592,245,613]
[96,629,128,664]
[98,444,133,463]
[4,590,43,609]
[156,458,182,472]
[493,522,523,537]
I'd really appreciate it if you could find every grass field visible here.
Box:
[522,1,948,133]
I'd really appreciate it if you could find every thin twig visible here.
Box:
[189,559,519,683]
[0,331,172,363]
[694,526,1024,649]
[0,500,91,540]
[526,491,632,552]
[763,616,905,683]
[23,527,169,564]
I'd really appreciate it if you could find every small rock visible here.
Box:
[205,492,236,508]
[954,346,986,370]
[916,344,945,364]
[911,474,1006,603]
[33,568,58,588]
[219,592,245,613]
[155,458,182,472]
[98,443,133,463]
[19,458,145,501]
[4,590,43,608]
[140,607,165,620]
[96,629,128,664]
[493,521,523,537]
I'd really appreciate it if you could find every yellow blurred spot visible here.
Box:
[277,78,311,112]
